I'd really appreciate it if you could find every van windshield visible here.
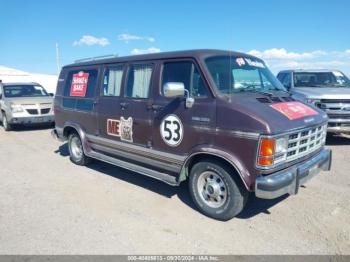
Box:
[294,72,350,88]
[3,85,49,98]
[205,56,285,94]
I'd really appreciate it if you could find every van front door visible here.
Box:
[151,60,216,156]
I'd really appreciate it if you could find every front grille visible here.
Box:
[41,108,51,114]
[26,109,38,115]
[285,124,327,162]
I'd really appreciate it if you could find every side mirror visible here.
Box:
[163,82,194,109]
[163,82,185,98]
[49,93,54,97]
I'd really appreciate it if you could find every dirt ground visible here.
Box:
[0,126,349,254]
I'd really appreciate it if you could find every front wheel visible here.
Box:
[68,132,91,166]
[189,160,248,221]
[1,114,12,131]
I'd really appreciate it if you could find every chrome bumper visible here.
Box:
[255,148,332,199]
[327,125,350,133]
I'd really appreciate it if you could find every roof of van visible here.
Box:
[278,69,342,73]
[64,49,259,68]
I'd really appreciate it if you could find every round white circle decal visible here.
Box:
[160,114,184,147]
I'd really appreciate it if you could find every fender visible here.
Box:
[62,122,93,155]
[179,144,252,190]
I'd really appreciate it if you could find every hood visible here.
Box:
[5,96,53,105]
[217,92,328,135]
[292,87,350,99]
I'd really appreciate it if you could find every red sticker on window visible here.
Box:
[70,71,89,97]
[270,102,319,120]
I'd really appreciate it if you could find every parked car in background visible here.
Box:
[277,69,350,134]
[52,50,331,220]
[0,81,54,131]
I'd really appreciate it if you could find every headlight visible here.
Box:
[10,104,24,113]
[275,137,288,154]
[305,99,320,105]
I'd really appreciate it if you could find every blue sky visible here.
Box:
[1,0,350,75]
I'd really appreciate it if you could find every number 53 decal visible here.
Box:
[160,115,184,147]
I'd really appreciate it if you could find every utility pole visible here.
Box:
[55,43,60,75]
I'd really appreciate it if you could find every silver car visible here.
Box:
[0,81,55,131]
[277,69,350,134]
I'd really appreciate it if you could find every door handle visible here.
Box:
[120,102,129,109]
[148,104,163,111]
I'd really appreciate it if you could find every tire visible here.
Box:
[1,113,12,131]
[68,132,91,166]
[189,160,248,221]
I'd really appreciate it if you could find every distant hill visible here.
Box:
[0,66,58,94]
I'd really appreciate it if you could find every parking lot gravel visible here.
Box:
[0,127,349,254]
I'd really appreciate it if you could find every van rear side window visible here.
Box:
[126,64,153,99]
[103,66,124,96]
[63,69,98,111]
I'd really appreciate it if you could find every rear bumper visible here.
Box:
[255,148,332,199]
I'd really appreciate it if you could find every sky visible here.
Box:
[1,0,349,75]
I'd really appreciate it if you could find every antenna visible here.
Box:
[56,43,60,75]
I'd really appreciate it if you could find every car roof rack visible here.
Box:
[74,54,119,63]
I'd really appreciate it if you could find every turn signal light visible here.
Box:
[258,157,273,166]
[259,138,275,157]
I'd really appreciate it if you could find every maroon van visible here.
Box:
[52,50,332,220]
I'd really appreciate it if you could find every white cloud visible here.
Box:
[131,47,161,55]
[248,48,326,60]
[118,33,155,43]
[73,35,110,47]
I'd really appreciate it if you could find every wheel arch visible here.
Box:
[179,149,251,191]
[62,122,91,154]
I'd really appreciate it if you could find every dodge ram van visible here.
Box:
[52,50,332,220]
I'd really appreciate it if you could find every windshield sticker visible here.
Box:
[70,71,89,97]
[236,58,246,67]
[107,117,133,142]
[244,58,265,68]
[160,115,184,147]
[271,102,319,120]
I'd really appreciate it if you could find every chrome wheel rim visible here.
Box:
[197,171,227,208]
[70,136,83,160]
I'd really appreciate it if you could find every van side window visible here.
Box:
[102,66,123,96]
[62,69,98,111]
[126,64,153,99]
[162,62,208,98]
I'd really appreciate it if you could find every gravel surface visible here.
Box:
[0,126,349,254]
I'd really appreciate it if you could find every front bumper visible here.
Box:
[9,115,55,125]
[255,148,332,199]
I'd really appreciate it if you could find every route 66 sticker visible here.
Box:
[160,115,183,147]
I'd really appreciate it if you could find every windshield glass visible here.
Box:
[205,56,285,94]
[3,85,49,98]
[294,72,350,88]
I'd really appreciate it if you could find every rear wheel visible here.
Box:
[1,113,12,131]
[189,160,248,221]
[68,132,91,166]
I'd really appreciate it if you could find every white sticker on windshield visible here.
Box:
[236,58,246,67]
[244,58,265,68]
